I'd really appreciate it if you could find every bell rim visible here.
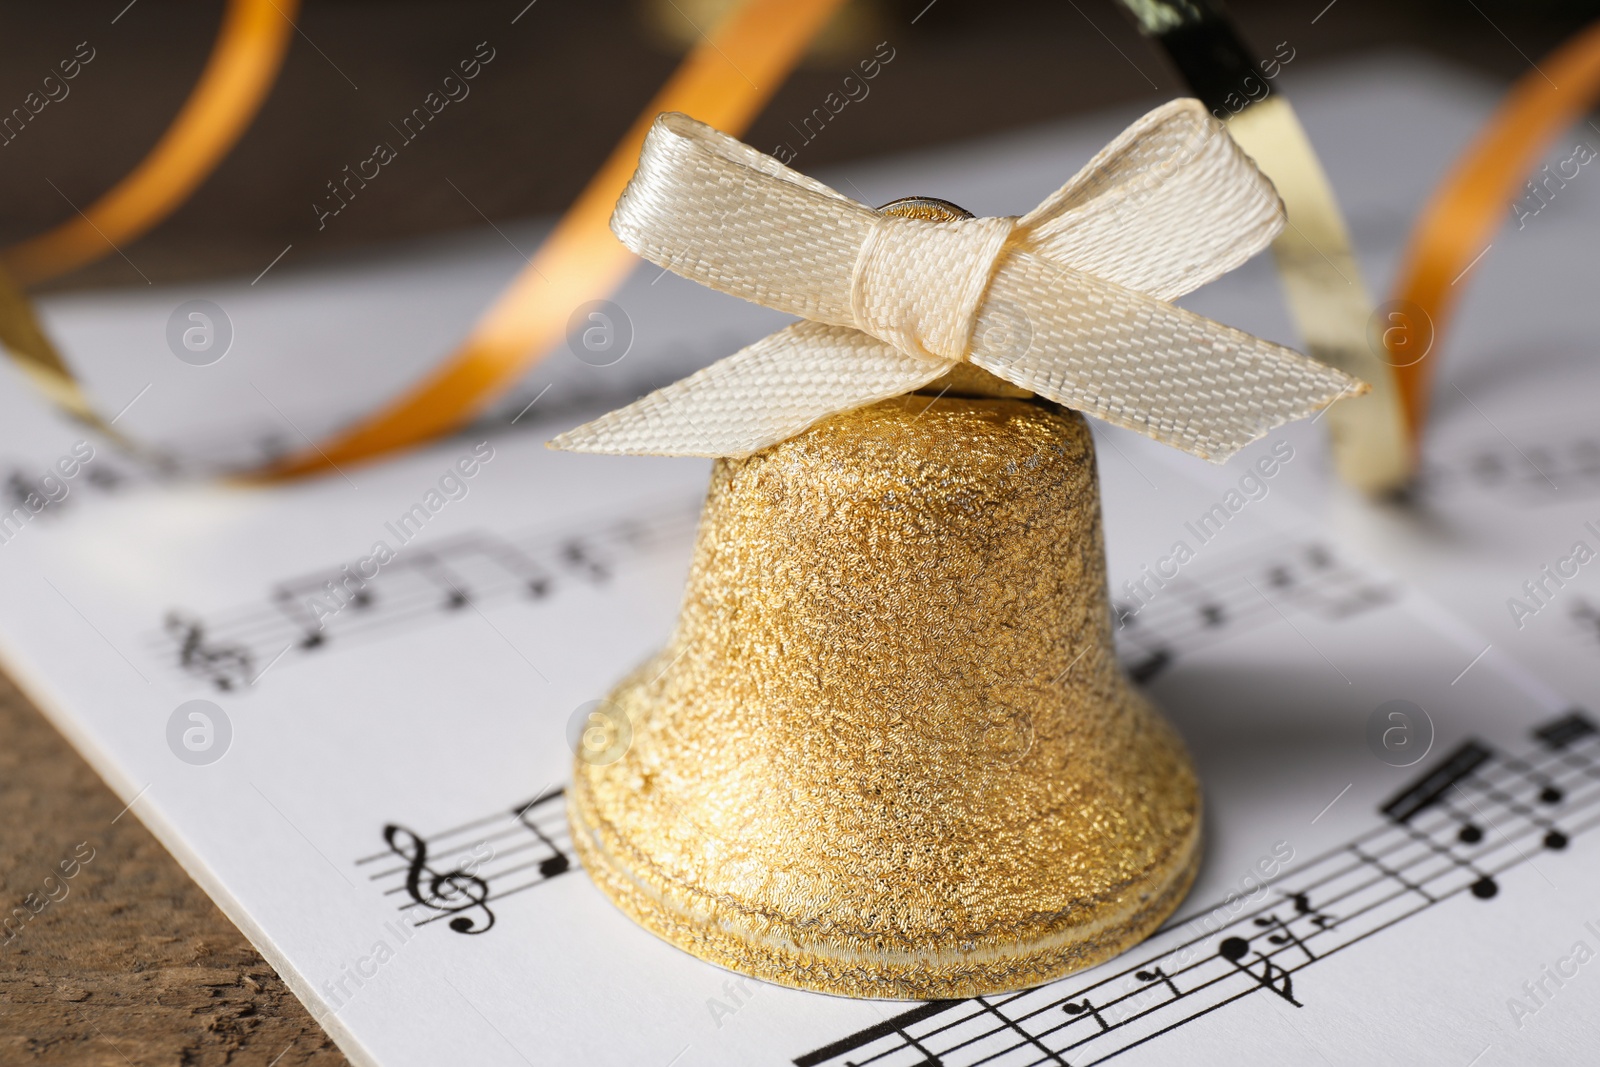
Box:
[568,748,1202,999]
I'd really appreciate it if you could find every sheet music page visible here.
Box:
[2,55,1597,1066]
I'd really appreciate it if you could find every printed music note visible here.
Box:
[1535,710,1598,750]
[381,824,495,935]
[271,566,378,650]
[613,517,653,550]
[253,432,294,465]
[459,535,555,599]
[513,795,572,879]
[404,551,472,609]
[1527,787,1570,853]
[82,464,125,492]
[449,536,558,600]
[1127,648,1172,684]
[5,471,58,514]
[560,538,610,583]
[1257,913,1315,958]
[1218,919,1302,1006]
[1135,966,1181,1000]
[1063,997,1109,1032]
[272,586,332,650]
[1484,753,1573,853]
[2,456,133,519]
[1290,891,1335,930]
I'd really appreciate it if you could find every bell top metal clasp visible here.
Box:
[876,195,975,222]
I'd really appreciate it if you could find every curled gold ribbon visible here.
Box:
[262,0,846,479]
[0,0,842,479]
[0,0,296,447]
[3,0,298,285]
[1387,18,1600,446]
[1225,96,1411,494]
[553,101,1366,462]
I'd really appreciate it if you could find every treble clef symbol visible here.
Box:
[383,824,495,935]
[164,612,254,691]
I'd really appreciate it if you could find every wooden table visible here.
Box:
[0,671,346,1066]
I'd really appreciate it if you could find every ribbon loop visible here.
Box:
[555,101,1369,462]
[850,213,1015,361]
[610,111,869,325]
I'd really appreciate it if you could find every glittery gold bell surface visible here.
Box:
[569,394,1200,998]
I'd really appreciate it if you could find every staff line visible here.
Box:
[799,729,1600,1067]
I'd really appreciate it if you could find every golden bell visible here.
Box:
[568,381,1201,999]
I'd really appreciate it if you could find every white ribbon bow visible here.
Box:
[551,100,1365,462]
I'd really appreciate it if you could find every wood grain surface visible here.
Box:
[0,668,348,1067]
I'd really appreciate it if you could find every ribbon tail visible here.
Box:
[970,254,1367,463]
[550,320,952,458]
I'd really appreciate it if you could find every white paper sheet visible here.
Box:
[3,53,1598,1066]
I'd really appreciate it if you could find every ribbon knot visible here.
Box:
[850,213,1015,362]
[553,101,1367,462]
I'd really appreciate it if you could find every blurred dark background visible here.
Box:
[1,0,1597,292]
